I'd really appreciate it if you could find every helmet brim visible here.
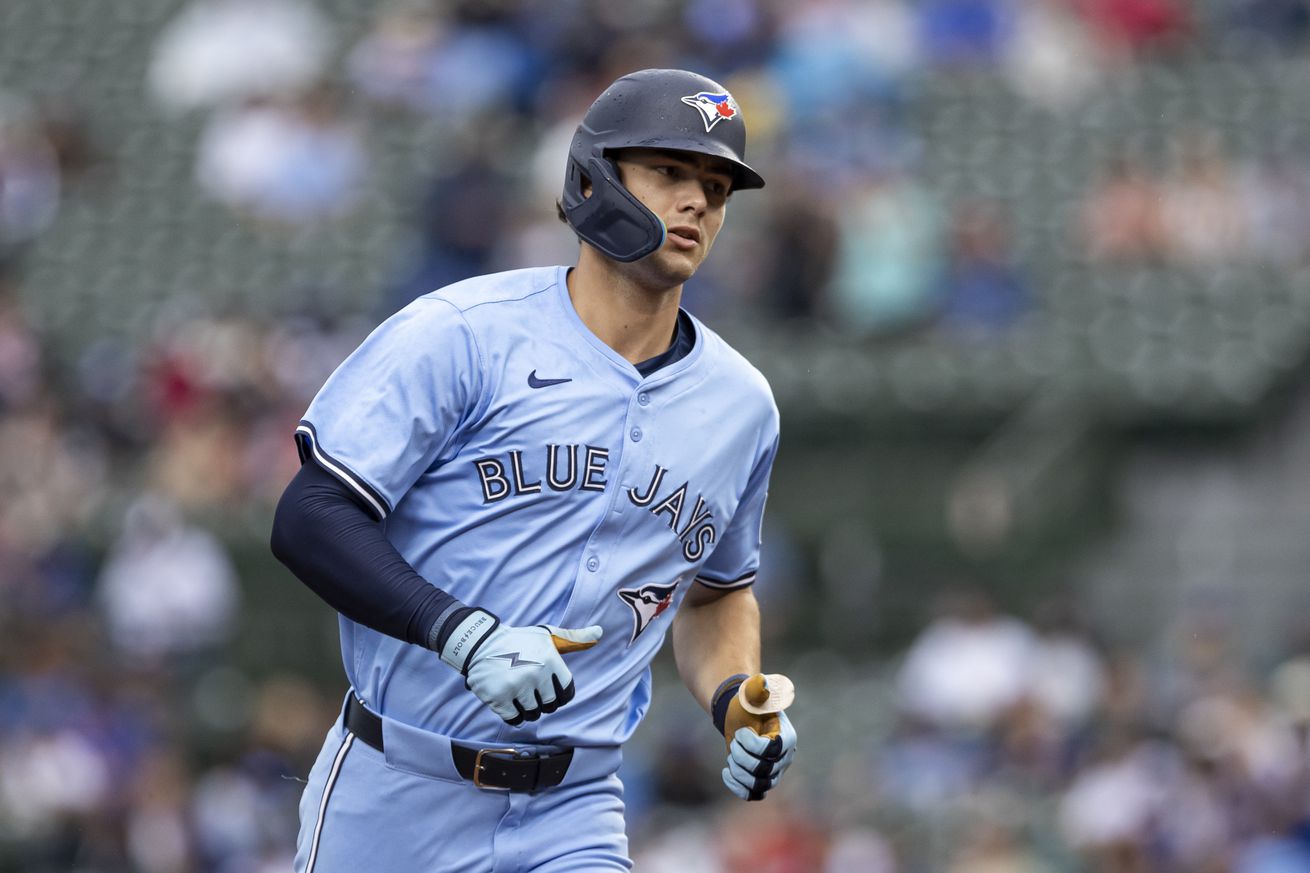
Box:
[600,137,765,191]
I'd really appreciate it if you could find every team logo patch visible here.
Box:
[680,91,739,132]
[618,581,680,644]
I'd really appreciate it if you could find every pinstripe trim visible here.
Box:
[295,422,390,521]
[695,570,757,590]
[305,732,355,873]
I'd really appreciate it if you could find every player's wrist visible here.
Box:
[710,673,750,737]
[434,606,500,673]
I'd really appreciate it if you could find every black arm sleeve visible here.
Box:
[270,459,459,648]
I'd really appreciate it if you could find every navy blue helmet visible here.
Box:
[561,69,766,262]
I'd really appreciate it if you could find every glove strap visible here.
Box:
[711,673,749,737]
[435,607,499,674]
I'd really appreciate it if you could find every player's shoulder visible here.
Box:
[688,314,779,425]
[419,265,564,316]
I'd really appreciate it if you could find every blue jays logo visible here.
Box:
[618,581,680,644]
[680,91,739,133]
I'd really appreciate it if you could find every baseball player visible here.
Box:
[271,68,797,872]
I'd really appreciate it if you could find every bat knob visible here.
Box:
[736,673,795,716]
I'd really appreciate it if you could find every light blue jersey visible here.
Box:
[296,265,779,751]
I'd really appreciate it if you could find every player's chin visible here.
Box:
[647,249,702,285]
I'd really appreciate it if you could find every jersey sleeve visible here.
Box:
[694,429,779,591]
[295,296,485,520]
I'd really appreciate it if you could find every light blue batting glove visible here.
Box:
[434,607,602,726]
[711,673,799,801]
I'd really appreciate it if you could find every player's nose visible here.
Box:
[676,179,708,215]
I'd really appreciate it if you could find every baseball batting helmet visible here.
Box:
[561,69,766,263]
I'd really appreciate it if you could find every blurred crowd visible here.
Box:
[4,0,1310,870]
[0,262,362,869]
[135,0,1310,330]
[629,589,1310,872]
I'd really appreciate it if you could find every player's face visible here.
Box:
[614,148,733,287]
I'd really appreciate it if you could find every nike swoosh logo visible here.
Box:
[487,652,544,669]
[528,370,572,389]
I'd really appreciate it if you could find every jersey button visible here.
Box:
[630,427,642,442]
[637,393,650,406]
[586,556,599,572]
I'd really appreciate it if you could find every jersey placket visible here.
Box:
[556,385,658,630]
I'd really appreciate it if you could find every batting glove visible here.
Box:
[434,607,602,726]
[711,673,798,801]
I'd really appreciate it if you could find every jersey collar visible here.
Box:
[552,265,705,387]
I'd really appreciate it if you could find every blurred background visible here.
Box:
[4,0,1310,870]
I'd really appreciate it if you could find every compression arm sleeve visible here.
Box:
[270,459,459,648]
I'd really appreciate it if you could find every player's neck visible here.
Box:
[567,254,682,365]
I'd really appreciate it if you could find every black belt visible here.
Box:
[344,696,573,793]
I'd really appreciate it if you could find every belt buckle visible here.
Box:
[472,747,519,791]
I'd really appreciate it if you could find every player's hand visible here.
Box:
[713,673,798,801]
[436,608,603,725]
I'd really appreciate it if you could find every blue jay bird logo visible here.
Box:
[680,91,739,132]
[618,581,680,644]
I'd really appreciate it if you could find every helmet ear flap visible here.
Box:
[563,156,666,263]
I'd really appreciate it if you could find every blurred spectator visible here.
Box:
[717,800,829,873]
[1079,150,1167,262]
[192,750,301,872]
[1027,602,1107,729]
[195,87,366,227]
[346,1,446,113]
[0,399,106,560]
[0,270,43,409]
[935,199,1031,334]
[1236,837,1310,873]
[1058,733,1175,867]
[1152,597,1246,718]
[381,138,517,314]
[1238,151,1310,266]
[877,716,981,810]
[631,822,721,873]
[949,816,1052,873]
[1174,683,1300,800]
[125,749,196,873]
[681,0,774,71]
[757,175,838,322]
[347,1,535,120]
[148,0,331,113]
[0,94,61,251]
[147,398,248,511]
[1075,0,1191,61]
[1159,131,1246,266]
[32,96,103,185]
[917,0,1015,68]
[644,734,720,809]
[823,827,897,873]
[0,726,112,852]
[1004,0,1103,110]
[1223,0,1310,52]
[826,165,944,336]
[896,589,1035,730]
[95,494,240,663]
[768,0,918,122]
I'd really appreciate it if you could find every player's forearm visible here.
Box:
[271,460,457,647]
[671,585,761,713]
